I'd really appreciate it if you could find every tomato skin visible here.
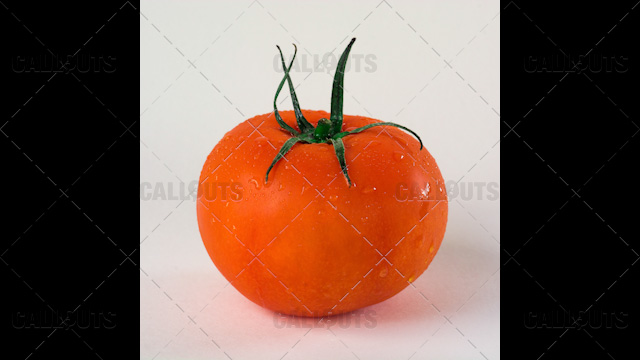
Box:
[198,110,447,317]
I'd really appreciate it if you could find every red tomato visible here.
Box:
[197,39,447,316]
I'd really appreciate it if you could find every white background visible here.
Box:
[140,0,500,359]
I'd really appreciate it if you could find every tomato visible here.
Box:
[197,39,447,317]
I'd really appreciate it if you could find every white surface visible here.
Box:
[140,0,500,359]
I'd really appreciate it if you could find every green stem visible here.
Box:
[276,45,315,133]
[329,38,356,137]
[273,47,301,136]
[330,138,351,186]
[265,38,424,187]
[334,122,424,150]
[314,118,332,141]
[265,137,301,183]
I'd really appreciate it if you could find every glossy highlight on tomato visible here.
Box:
[197,39,448,317]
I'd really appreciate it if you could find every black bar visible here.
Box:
[501,0,640,358]
[1,1,140,358]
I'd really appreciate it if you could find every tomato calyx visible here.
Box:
[265,38,424,187]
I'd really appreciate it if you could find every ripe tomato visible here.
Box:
[197,39,447,317]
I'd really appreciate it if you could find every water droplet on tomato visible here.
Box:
[255,136,269,147]
[329,194,339,201]
[393,151,405,162]
[379,268,388,278]
[249,178,261,190]
[278,183,284,191]
[362,186,377,194]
